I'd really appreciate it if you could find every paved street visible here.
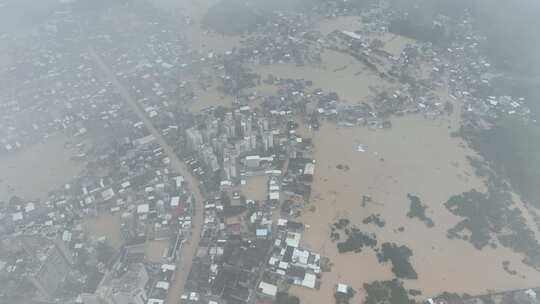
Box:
[90,48,204,304]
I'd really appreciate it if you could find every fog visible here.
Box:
[1,1,540,304]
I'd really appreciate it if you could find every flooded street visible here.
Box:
[0,134,84,202]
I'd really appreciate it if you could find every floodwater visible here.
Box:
[380,33,416,57]
[239,175,268,202]
[83,213,124,249]
[0,134,84,202]
[292,117,540,302]
[317,15,416,57]
[184,27,241,54]
[252,49,387,103]
[126,2,540,301]
[190,83,234,112]
[316,16,364,36]
[146,239,170,262]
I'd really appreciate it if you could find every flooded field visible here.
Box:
[240,175,268,202]
[316,16,364,36]
[380,33,416,57]
[292,117,540,302]
[253,49,387,103]
[146,239,170,262]
[190,83,234,112]
[83,213,124,249]
[317,16,415,57]
[184,27,241,54]
[0,134,84,202]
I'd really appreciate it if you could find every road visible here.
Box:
[89,48,204,304]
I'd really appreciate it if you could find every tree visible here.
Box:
[276,292,300,304]
[95,242,115,265]
[378,243,417,279]
[9,196,23,206]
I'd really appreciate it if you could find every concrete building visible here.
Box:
[263,131,274,151]
[202,146,220,172]
[85,263,149,304]
[186,128,203,150]
[250,134,257,151]
[223,118,237,138]
[240,116,253,137]
[28,242,72,299]
[223,148,238,181]
[245,155,261,169]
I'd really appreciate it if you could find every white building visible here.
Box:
[258,282,277,297]
[83,263,149,304]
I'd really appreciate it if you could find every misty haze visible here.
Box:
[1,0,540,304]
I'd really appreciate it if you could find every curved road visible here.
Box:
[89,48,204,304]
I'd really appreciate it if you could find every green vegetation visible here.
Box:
[95,242,115,265]
[444,185,540,268]
[363,214,386,228]
[333,218,350,230]
[221,192,247,217]
[502,260,517,276]
[331,219,377,253]
[220,59,259,94]
[388,18,447,46]
[276,292,300,304]
[461,122,540,209]
[361,195,373,207]
[336,164,350,171]
[364,279,414,304]
[281,200,293,215]
[336,228,377,253]
[406,194,434,227]
[377,243,417,279]
[445,190,497,249]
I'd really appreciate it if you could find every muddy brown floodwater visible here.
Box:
[189,83,234,112]
[145,239,171,262]
[240,175,268,202]
[292,117,540,302]
[0,134,84,202]
[83,213,124,250]
[252,49,387,103]
[132,2,540,302]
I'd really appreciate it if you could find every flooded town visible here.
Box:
[1,0,540,304]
